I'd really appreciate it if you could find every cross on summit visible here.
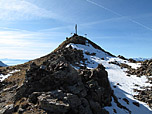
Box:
[73,24,87,37]
[72,24,78,37]
[75,24,77,35]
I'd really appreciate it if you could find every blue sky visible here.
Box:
[0,0,152,63]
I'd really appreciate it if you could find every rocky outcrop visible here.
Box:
[118,55,128,60]
[127,59,152,77]
[134,87,152,108]
[12,46,112,114]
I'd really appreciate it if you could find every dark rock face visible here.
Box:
[128,58,136,63]
[132,102,140,107]
[14,46,112,114]
[118,55,128,60]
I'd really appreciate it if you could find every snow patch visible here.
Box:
[0,69,20,82]
[108,57,141,69]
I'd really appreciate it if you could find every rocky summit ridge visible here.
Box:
[0,35,151,114]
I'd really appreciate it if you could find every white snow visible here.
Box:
[0,69,20,82]
[66,42,152,114]
[107,57,141,69]
[0,74,11,82]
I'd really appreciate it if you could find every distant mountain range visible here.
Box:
[0,58,30,66]
[132,57,151,61]
[0,61,7,67]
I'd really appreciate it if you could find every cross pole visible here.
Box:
[75,24,77,35]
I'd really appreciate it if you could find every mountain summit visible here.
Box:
[0,35,151,114]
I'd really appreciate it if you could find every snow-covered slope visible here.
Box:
[0,61,7,67]
[66,41,152,114]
